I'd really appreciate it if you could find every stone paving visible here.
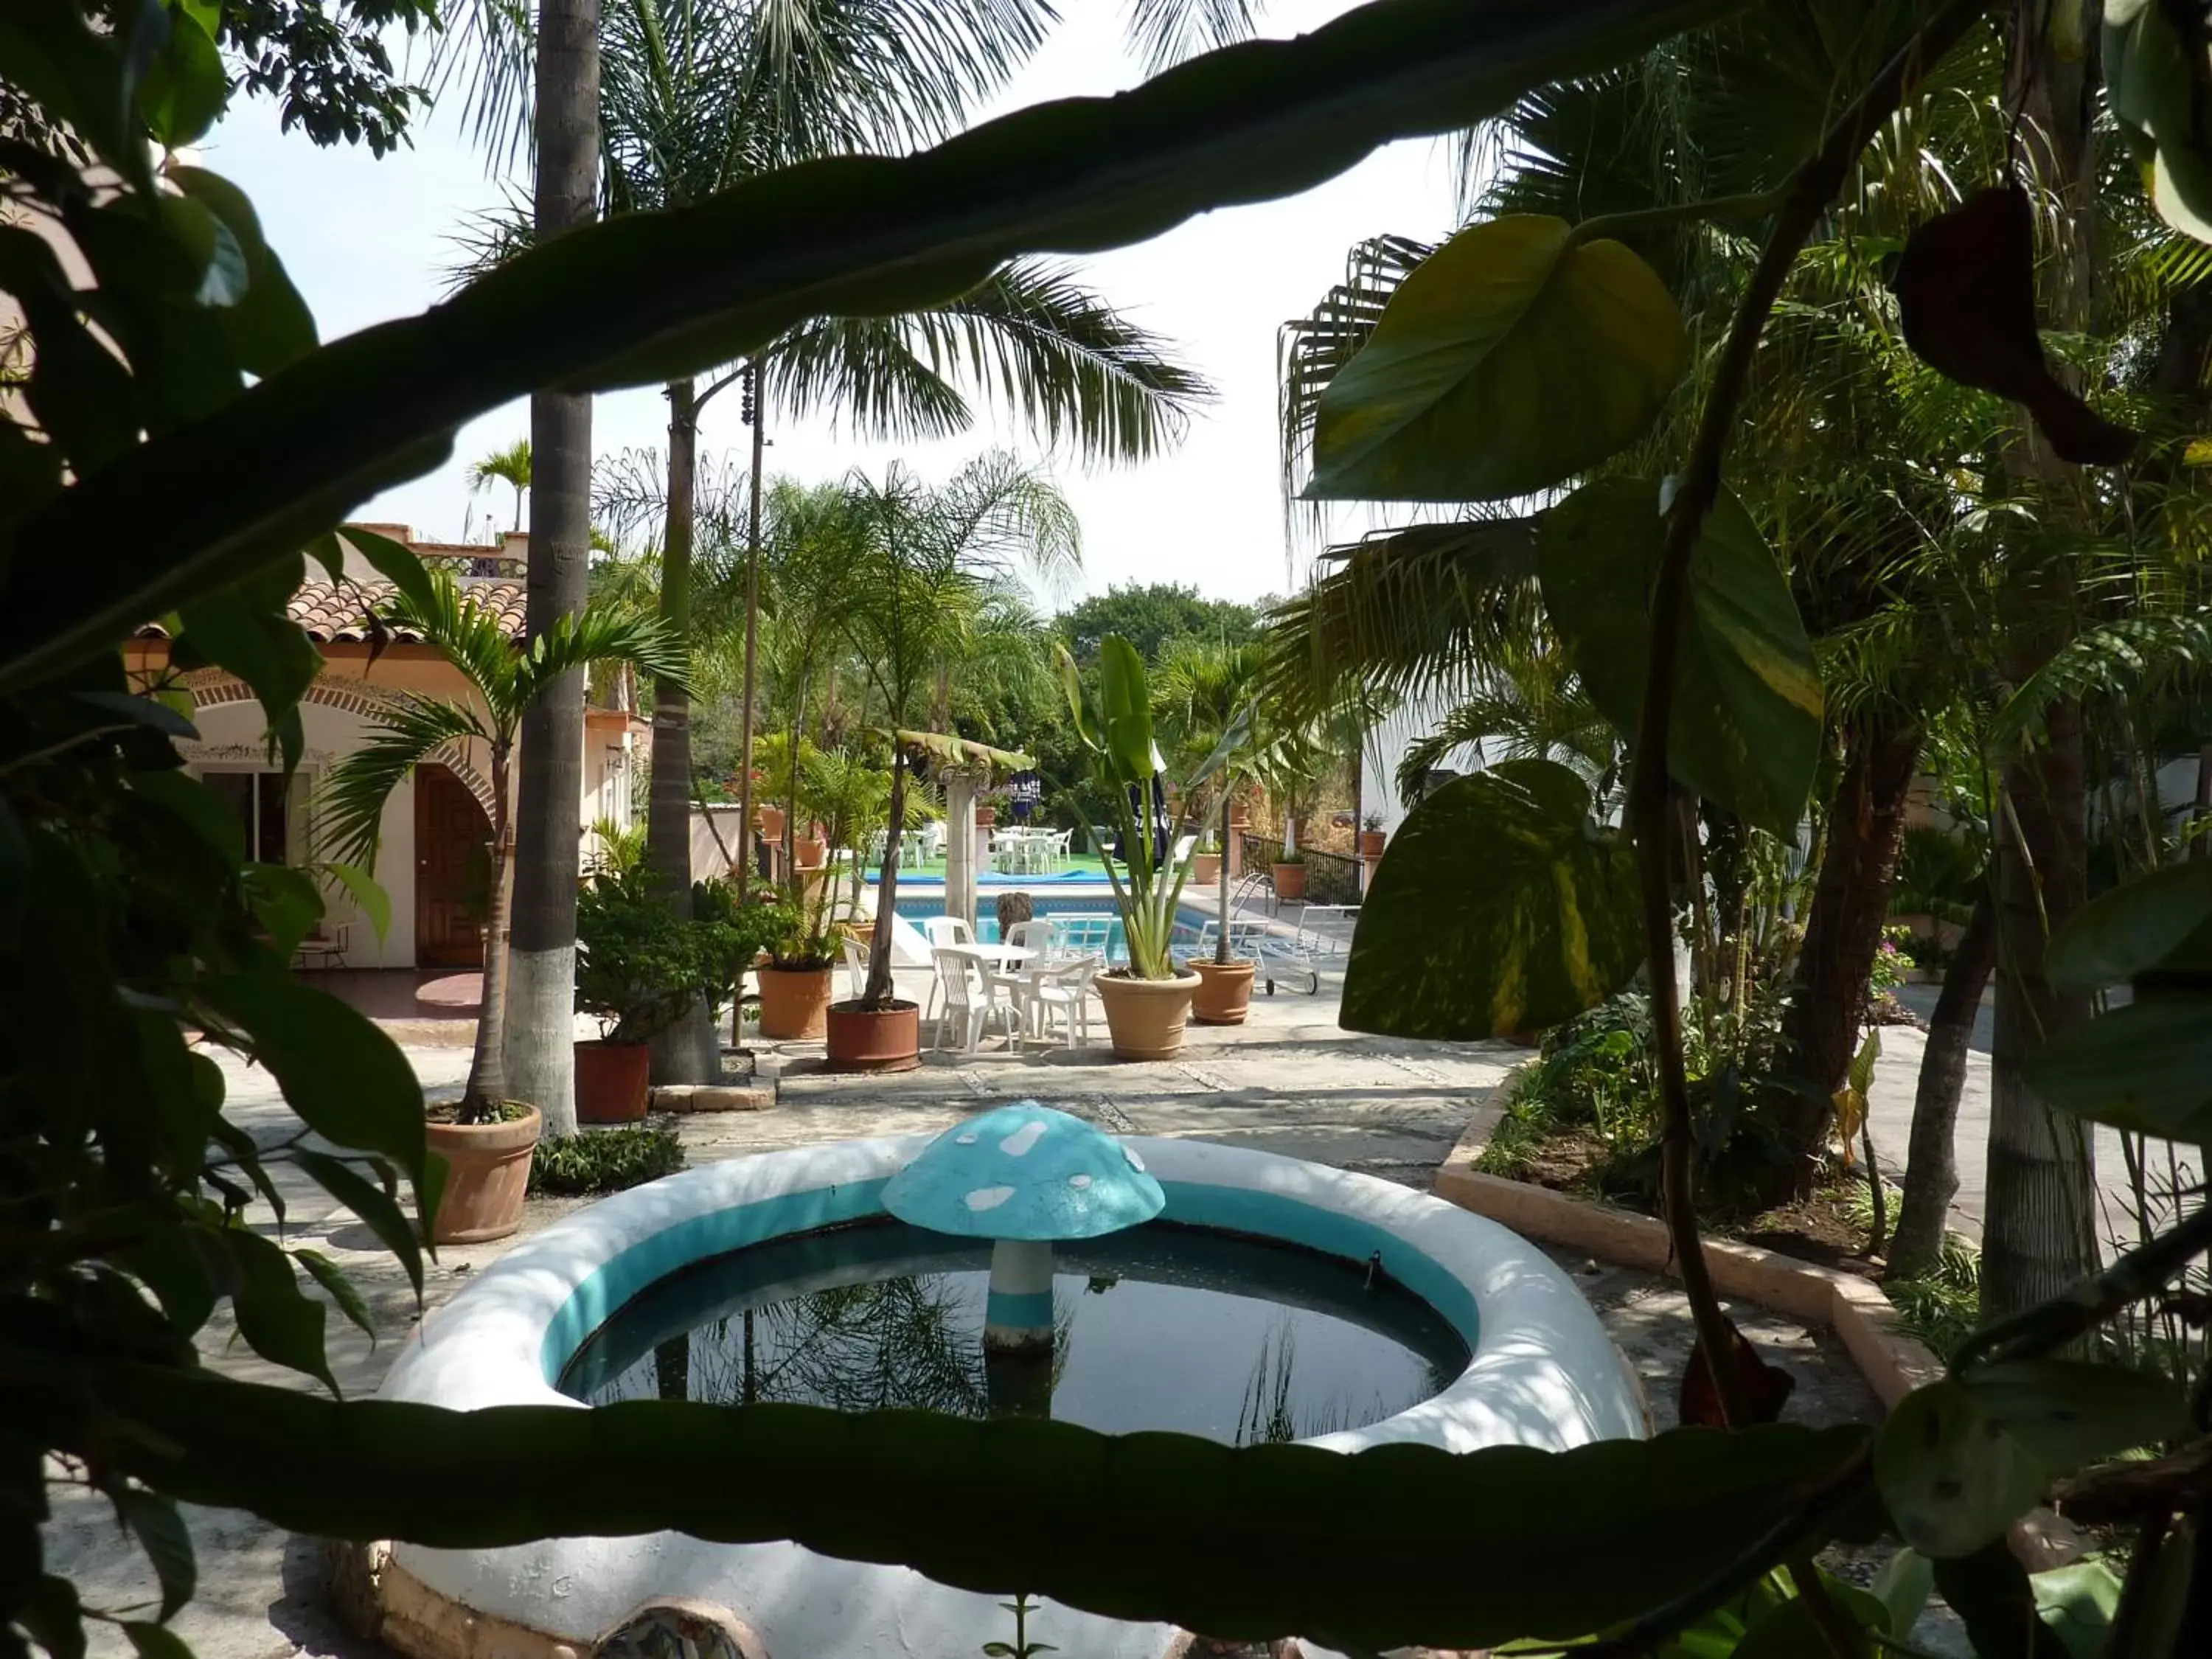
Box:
[44,964,1908,1659]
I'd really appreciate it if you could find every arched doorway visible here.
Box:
[414,762,492,968]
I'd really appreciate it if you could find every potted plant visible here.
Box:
[1153,636,1268,1026]
[573,869,724,1121]
[316,571,684,1242]
[758,922,838,1039]
[824,459,1060,1071]
[1061,634,1203,1057]
[1272,847,1309,902]
[1189,832,1222,888]
[1359,811,1387,858]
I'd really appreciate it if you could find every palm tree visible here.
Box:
[316,574,685,1117]
[498,0,1208,1079]
[1153,636,1266,965]
[469,439,533,532]
[841,456,1077,1006]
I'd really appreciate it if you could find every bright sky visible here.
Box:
[198,0,1461,608]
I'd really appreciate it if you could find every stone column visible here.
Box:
[945,769,977,931]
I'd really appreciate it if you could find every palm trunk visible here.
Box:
[647,376,717,1085]
[1770,713,1920,1193]
[1214,790,1231,964]
[465,750,516,1111]
[863,747,908,1005]
[1888,891,1997,1277]
[1984,709,2099,1316]
[1982,12,2099,1321]
[733,361,765,898]
[504,0,600,1138]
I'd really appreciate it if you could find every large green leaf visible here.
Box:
[1341,759,1641,1040]
[35,1353,1868,1652]
[1304,216,1688,502]
[2021,991,2212,1144]
[1931,1543,2074,1659]
[1096,636,1162,785]
[1540,478,1822,834]
[2046,858,2212,990]
[1876,1363,2185,1560]
[3,0,1746,689]
[2106,0,2212,246]
[194,975,430,1189]
[1877,1378,2045,1558]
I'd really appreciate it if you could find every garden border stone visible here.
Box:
[1433,1065,1944,1411]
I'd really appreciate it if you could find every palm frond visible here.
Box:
[1991,611,2212,754]
[427,0,538,175]
[524,607,692,703]
[315,697,487,871]
[1261,514,1543,721]
[1275,234,1433,529]
[379,573,526,720]
[1122,0,1262,74]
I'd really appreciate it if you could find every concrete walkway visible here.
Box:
[1865,987,2202,1254]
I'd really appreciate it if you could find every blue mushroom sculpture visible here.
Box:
[884,1104,1164,1367]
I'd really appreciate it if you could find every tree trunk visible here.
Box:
[1984,706,2100,1317]
[647,375,717,1085]
[863,748,907,1005]
[1888,890,1997,1278]
[1981,8,2100,1321]
[732,361,765,898]
[504,0,602,1138]
[1215,790,1232,964]
[1770,713,1920,1192]
[462,753,515,1111]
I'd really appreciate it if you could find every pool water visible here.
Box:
[893,897,1211,958]
[561,1220,1469,1443]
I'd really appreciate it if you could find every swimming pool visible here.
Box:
[896,894,1211,959]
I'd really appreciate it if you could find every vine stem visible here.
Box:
[1621,0,1996,1649]
[1631,0,1997,1436]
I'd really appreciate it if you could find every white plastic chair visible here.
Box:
[840,933,869,1002]
[1051,828,1073,871]
[1004,919,1055,961]
[931,947,1020,1054]
[921,915,973,949]
[1026,954,1102,1048]
[921,821,947,862]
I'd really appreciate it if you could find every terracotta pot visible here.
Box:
[1358,830,1386,857]
[757,964,834,1039]
[756,804,787,840]
[974,805,998,829]
[1189,851,1222,886]
[793,832,829,869]
[424,1106,540,1245]
[574,1039,650,1123]
[1273,862,1308,901]
[1093,970,1201,1060]
[1189,959,1256,1026]
[825,998,922,1073]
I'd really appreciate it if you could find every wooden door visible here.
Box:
[414,763,490,969]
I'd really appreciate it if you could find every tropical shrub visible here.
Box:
[528,1123,688,1196]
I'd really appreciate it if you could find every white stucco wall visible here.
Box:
[184,696,421,970]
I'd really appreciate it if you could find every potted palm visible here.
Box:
[1359,812,1388,858]
[826,459,1062,1071]
[317,572,684,1241]
[1155,639,1268,1026]
[1061,635,1203,1057]
[573,869,726,1121]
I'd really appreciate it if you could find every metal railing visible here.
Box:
[419,552,528,580]
[1237,833,1360,906]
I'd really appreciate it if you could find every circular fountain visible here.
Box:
[373,1106,1645,1659]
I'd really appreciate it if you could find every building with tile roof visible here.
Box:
[125,526,650,972]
